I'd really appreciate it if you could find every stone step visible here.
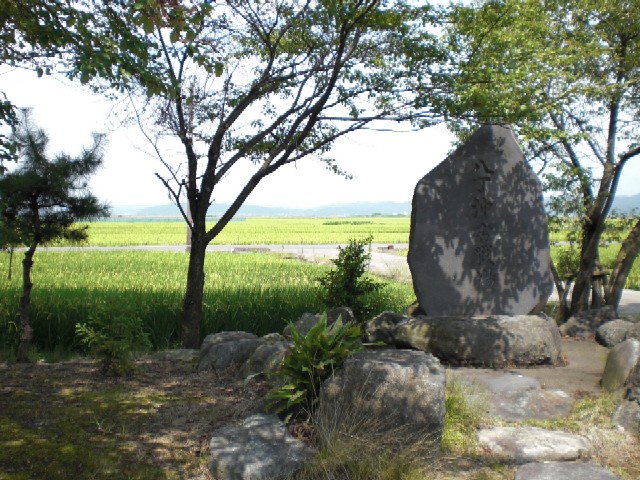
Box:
[478,426,591,464]
[515,462,621,480]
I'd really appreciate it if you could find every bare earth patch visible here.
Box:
[0,355,269,480]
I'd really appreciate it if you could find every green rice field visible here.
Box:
[0,250,415,355]
[64,217,412,246]
[1,217,639,357]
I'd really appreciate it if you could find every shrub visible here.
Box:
[76,313,151,377]
[318,236,382,319]
[266,313,363,422]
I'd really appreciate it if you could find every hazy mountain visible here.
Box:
[110,201,412,218]
[612,193,640,214]
[110,194,639,218]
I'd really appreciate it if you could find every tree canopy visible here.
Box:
[0,110,109,361]
[444,0,640,315]
[75,0,448,347]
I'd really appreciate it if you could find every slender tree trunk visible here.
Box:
[181,230,206,349]
[17,244,36,362]
[569,212,607,316]
[605,218,640,312]
[549,260,569,322]
[7,246,13,280]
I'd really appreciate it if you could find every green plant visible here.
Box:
[76,313,151,377]
[441,374,486,455]
[318,236,383,319]
[266,314,363,422]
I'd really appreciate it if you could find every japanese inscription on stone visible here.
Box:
[407,124,553,316]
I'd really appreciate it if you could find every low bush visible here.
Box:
[266,314,363,422]
[76,313,151,376]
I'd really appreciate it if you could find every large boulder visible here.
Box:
[393,314,562,367]
[209,414,315,480]
[596,319,635,348]
[318,350,445,453]
[197,332,263,372]
[408,124,553,316]
[601,338,640,391]
[559,306,617,338]
[282,307,355,339]
[364,311,407,344]
[240,337,291,378]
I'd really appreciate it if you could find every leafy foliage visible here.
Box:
[76,313,151,377]
[266,314,363,422]
[318,236,382,319]
[444,0,640,314]
[0,111,110,248]
[73,0,448,347]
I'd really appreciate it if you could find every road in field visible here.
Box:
[39,243,640,316]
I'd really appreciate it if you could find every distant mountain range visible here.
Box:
[109,193,640,218]
[110,201,412,218]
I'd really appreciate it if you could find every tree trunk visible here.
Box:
[605,218,640,312]
[549,260,569,322]
[17,245,36,362]
[181,232,206,349]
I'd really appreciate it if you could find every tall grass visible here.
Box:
[0,251,415,355]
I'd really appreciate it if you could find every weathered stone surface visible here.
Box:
[394,315,562,367]
[515,462,620,480]
[209,414,315,480]
[596,319,635,347]
[478,426,591,463]
[282,312,318,339]
[364,311,408,344]
[560,306,617,338]
[408,124,553,316]
[625,323,640,341]
[612,400,640,434]
[318,350,445,450]
[460,371,540,394]
[282,307,354,339]
[601,339,640,391]
[491,389,573,421]
[197,332,263,372]
[240,340,291,377]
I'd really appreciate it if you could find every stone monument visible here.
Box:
[408,124,553,316]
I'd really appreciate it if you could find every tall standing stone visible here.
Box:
[408,124,553,316]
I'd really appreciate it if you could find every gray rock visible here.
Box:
[283,312,319,339]
[326,306,355,324]
[209,414,315,480]
[394,314,562,367]
[364,311,408,344]
[625,322,640,341]
[560,306,617,338]
[197,331,263,372]
[612,400,640,434]
[491,389,573,421]
[478,426,591,463]
[515,462,620,480]
[601,338,640,391]
[318,350,445,452]
[408,124,553,316]
[459,371,541,394]
[240,340,291,377]
[283,307,355,339]
[596,319,635,347]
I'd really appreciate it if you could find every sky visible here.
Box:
[2,68,639,209]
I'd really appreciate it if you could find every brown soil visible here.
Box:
[508,337,611,394]
[0,355,270,479]
[0,339,635,480]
